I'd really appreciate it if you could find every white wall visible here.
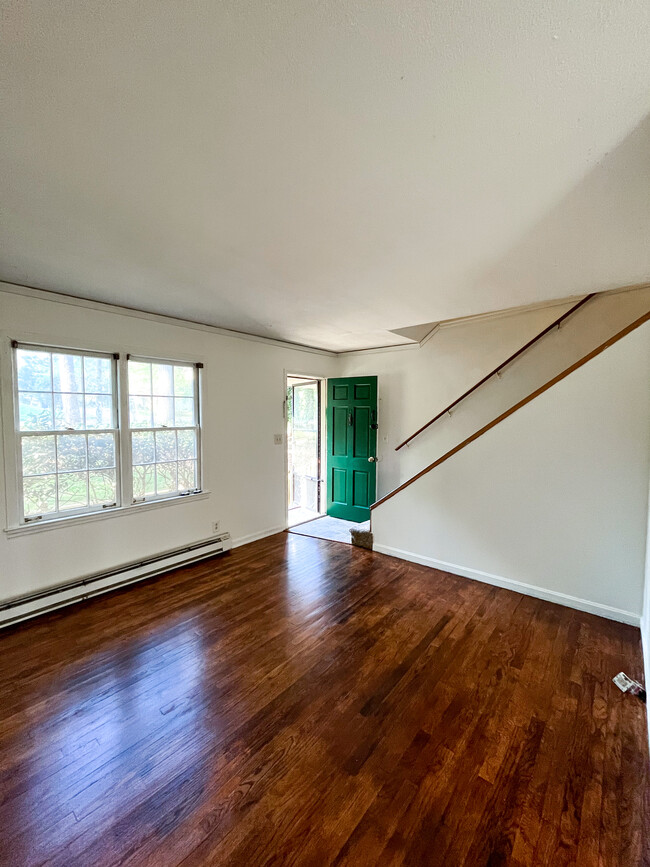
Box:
[340,300,576,497]
[341,288,650,501]
[344,286,650,502]
[370,323,650,624]
[2,282,648,631]
[0,286,339,603]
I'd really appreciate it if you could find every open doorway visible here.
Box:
[286,376,325,528]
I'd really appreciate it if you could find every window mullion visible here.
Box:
[196,366,203,492]
[53,431,60,513]
[117,356,132,506]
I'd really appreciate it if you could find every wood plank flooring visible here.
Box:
[0,532,647,866]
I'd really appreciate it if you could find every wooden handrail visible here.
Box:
[394,293,596,451]
[372,309,650,510]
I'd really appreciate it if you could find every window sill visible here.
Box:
[4,490,211,538]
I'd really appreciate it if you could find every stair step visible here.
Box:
[350,525,373,550]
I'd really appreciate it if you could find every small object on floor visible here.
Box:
[350,527,373,550]
[613,671,647,702]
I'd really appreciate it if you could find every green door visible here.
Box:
[326,376,377,522]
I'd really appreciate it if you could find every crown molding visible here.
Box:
[336,340,421,358]
[0,280,338,357]
[341,282,650,357]
[1,279,647,358]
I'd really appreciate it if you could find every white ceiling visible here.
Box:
[1,1,649,351]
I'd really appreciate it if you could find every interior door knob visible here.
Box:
[368,456,377,463]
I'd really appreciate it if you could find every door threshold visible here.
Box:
[287,514,326,529]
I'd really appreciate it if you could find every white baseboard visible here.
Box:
[373,543,640,626]
[231,525,286,549]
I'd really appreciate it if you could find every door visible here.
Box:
[287,378,321,520]
[326,376,377,522]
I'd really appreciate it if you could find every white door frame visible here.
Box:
[283,369,328,529]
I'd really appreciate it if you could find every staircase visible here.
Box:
[369,284,650,624]
[374,285,650,509]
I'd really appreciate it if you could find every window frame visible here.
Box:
[124,354,203,506]
[2,337,205,531]
[12,341,122,523]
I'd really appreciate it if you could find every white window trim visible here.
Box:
[125,354,203,506]
[0,335,207,533]
[12,341,121,523]
[3,490,211,537]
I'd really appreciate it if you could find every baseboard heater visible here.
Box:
[0,532,232,629]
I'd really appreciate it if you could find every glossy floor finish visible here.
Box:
[0,534,647,866]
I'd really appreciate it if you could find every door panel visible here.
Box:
[326,376,377,522]
[353,407,370,457]
[354,383,371,400]
[332,467,347,504]
[333,384,349,400]
[352,470,369,508]
[332,407,348,456]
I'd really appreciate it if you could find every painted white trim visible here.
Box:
[417,323,442,349]
[0,329,209,532]
[231,525,286,548]
[0,281,337,358]
[2,281,648,358]
[373,543,641,626]
[342,286,648,357]
[283,369,328,531]
[3,490,211,537]
[420,284,648,339]
[337,341,421,358]
[337,297,586,358]
[435,295,585,332]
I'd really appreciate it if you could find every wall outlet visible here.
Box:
[273,433,283,445]
[212,521,220,534]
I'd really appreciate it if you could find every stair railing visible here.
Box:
[394,293,595,452]
[373,309,650,511]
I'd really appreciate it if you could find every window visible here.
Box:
[10,342,203,526]
[128,357,201,502]
[14,345,119,521]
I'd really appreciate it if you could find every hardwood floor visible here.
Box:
[0,532,647,866]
